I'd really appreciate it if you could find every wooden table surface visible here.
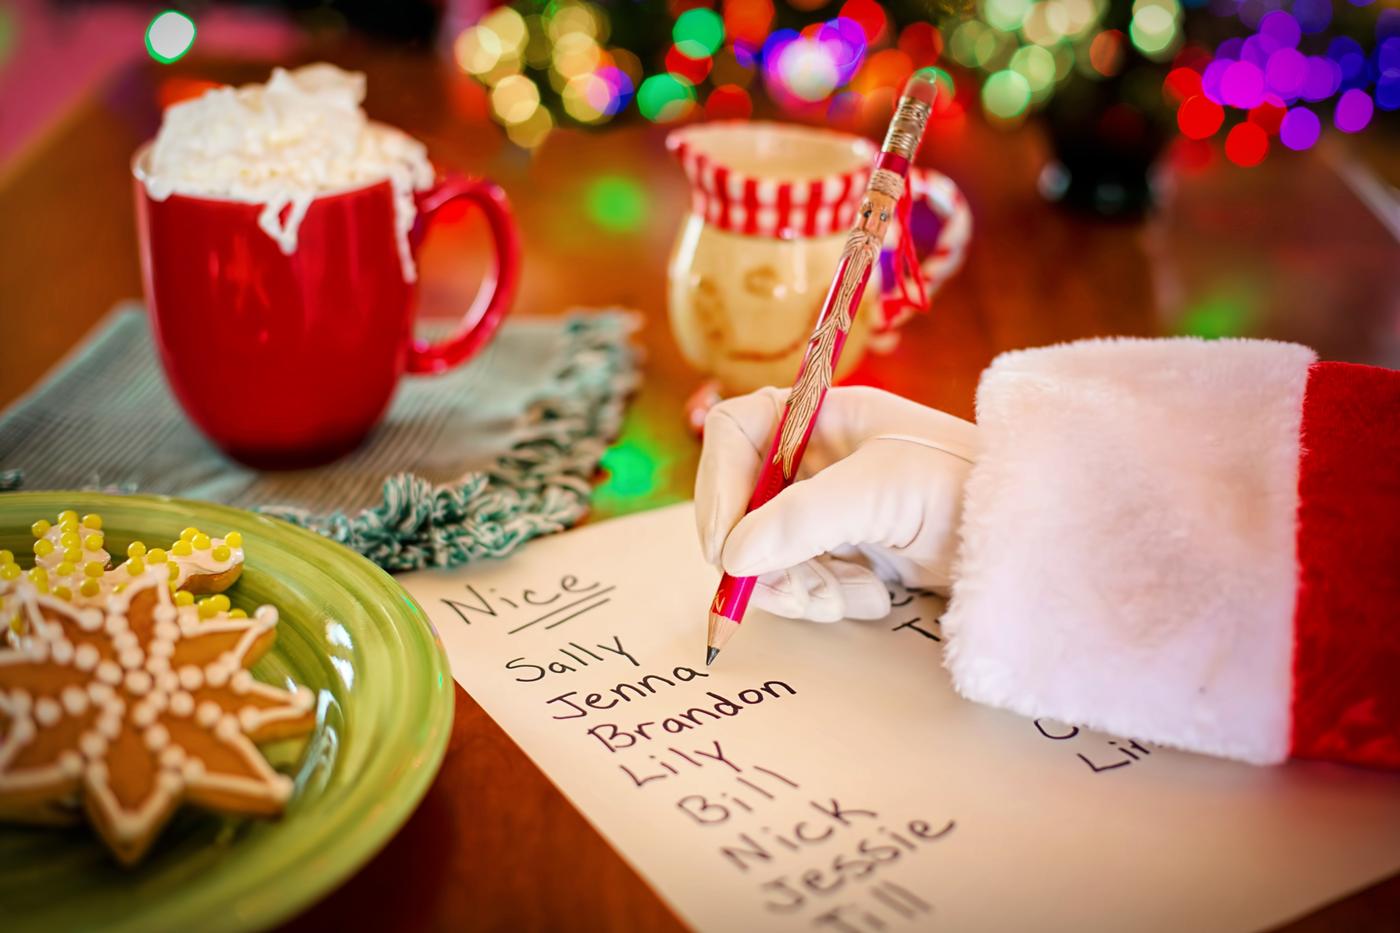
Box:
[1,40,1397,932]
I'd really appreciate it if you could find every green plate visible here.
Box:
[0,492,453,932]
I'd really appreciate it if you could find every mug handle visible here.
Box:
[879,167,973,330]
[405,176,521,375]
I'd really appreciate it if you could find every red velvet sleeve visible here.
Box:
[1289,361,1400,769]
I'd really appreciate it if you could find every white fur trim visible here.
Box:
[943,338,1316,765]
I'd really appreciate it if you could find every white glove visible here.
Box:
[695,386,979,623]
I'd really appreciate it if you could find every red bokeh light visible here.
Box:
[1247,101,1285,135]
[666,45,713,85]
[839,0,888,45]
[1225,122,1269,167]
[706,84,754,120]
[1163,67,1202,107]
[1169,137,1215,173]
[897,23,943,68]
[1177,94,1224,139]
[851,48,913,95]
[723,0,774,48]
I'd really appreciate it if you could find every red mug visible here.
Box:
[132,144,520,469]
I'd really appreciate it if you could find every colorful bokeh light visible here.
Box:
[637,73,696,122]
[145,10,196,64]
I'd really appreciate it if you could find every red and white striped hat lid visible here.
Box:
[667,121,879,240]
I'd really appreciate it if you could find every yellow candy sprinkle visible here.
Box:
[127,541,147,559]
[171,540,192,557]
[55,562,75,577]
[59,517,79,534]
[225,531,243,548]
[0,564,20,581]
[57,510,78,524]
[179,527,199,542]
[84,562,105,578]
[0,550,12,565]
[192,533,211,550]
[82,514,102,530]
[147,547,168,564]
[63,548,84,565]
[59,532,80,550]
[80,579,101,598]
[208,594,231,613]
[229,608,248,619]
[174,590,194,607]
[197,598,217,619]
[31,519,51,538]
[33,539,54,558]
[126,558,146,576]
[54,585,72,600]
[84,534,105,551]
[168,563,180,582]
[212,545,231,562]
[27,567,48,585]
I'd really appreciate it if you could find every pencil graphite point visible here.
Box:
[706,647,719,667]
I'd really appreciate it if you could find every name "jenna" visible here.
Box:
[547,666,712,719]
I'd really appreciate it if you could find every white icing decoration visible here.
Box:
[230,670,253,693]
[205,663,231,688]
[95,661,122,685]
[59,751,83,778]
[119,648,145,670]
[159,745,186,768]
[196,702,222,728]
[170,691,194,717]
[144,724,170,752]
[131,701,157,728]
[105,615,127,636]
[178,666,204,691]
[61,686,88,716]
[34,698,61,727]
[112,631,139,653]
[50,639,74,665]
[80,731,107,760]
[74,643,100,671]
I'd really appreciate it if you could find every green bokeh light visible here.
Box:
[145,10,197,64]
[673,8,725,59]
[1178,295,1252,339]
[0,6,16,69]
[597,440,660,500]
[981,69,1032,119]
[637,73,695,122]
[585,176,648,233]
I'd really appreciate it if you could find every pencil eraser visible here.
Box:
[902,67,941,107]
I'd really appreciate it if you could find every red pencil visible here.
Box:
[706,70,942,666]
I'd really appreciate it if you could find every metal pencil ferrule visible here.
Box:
[881,97,932,161]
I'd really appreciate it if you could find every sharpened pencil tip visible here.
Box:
[706,647,719,667]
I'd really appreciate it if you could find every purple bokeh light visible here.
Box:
[1279,107,1321,150]
[1301,56,1342,101]
[1216,37,1245,61]
[1265,48,1306,97]
[1243,34,1281,68]
[1259,11,1300,48]
[1221,61,1266,108]
[815,17,867,85]
[1292,0,1331,34]
[1202,59,1231,102]
[1334,88,1374,131]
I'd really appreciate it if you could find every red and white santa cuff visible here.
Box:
[942,337,1400,769]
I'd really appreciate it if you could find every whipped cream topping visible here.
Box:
[140,63,435,281]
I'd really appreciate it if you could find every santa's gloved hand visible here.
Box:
[695,386,978,623]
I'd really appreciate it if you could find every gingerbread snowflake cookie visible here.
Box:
[0,544,314,864]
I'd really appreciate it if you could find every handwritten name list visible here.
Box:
[401,504,1400,932]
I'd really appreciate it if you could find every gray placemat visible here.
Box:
[0,305,639,570]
